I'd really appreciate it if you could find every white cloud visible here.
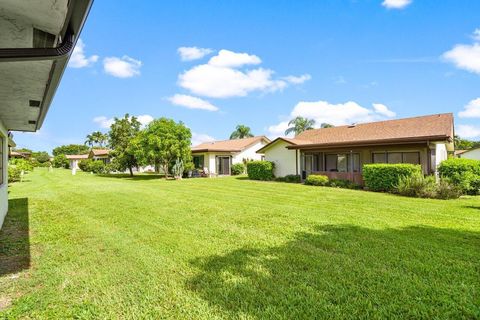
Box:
[103,55,142,78]
[472,28,480,42]
[93,116,114,129]
[267,100,396,137]
[69,39,98,68]
[178,47,213,61]
[137,114,154,126]
[456,124,480,139]
[459,98,480,118]
[208,49,261,68]
[382,0,412,9]
[177,49,307,98]
[179,64,287,98]
[191,132,216,146]
[443,29,480,74]
[168,94,219,111]
[373,103,396,117]
[283,74,312,84]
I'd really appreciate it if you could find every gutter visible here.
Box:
[0,0,94,131]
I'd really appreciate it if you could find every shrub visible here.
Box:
[305,175,329,186]
[436,178,463,200]
[9,158,34,173]
[231,163,245,175]
[438,158,480,195]
[53,154,69,169]
[8,166,22,183]
[246,161,275,181]
[328,179,361,190]
[78,159,93,172]
[284,174,301,183]
[363,164,422,192]
[89,161,106,174]
[396,173,437,198]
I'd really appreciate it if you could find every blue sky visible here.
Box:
[16,0,480,152]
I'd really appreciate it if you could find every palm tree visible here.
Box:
[85,131,108,148]
[284,117,316,136]
[230,125,254,139]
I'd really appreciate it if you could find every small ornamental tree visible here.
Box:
[108,114,142,176]
[136,118,191,179]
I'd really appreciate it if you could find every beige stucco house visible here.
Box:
[258,113,455,184]
[456,147,480,160]
[0,0,93,228]
[191,136,270,176]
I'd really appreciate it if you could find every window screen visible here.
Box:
[326,154,337,171]
[387,152,402,164]
[337,154,348,172]
[403,152,420,164]
[372,152,386,163]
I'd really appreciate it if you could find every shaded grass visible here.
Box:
[0,168,479,319]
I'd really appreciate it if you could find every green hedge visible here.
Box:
[305,175,329,186]
[231,163,245,175]
[247,161,274,181]
[363,163,421,192]
[438,158,480,195]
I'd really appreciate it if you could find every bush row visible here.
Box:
[246,161,275,180]
[396,172,461,199]
[363,164,421,192]
[304,174,361,189]
[79,159,117,174]
[438,158,480,195]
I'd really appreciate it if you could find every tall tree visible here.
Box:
[135,118,191,178]
[85,131,108,148]
[230,125,254,139]
[108,114,142,176]
[52,144,90,156]
[285,117,316,136]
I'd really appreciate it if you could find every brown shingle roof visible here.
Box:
[90,149,110,156]
[192,136,270,153]
[256,137,311,153]
[287,113,453,149]
[65,154,89,160]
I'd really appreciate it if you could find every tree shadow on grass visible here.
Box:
[188,225,480,319]
[463,205,480,211]
[97,174,165,181]
[0,198,30,276]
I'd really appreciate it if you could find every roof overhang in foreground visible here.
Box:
[0,0,93,132]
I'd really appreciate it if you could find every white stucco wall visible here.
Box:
[0,119,9,229]
[435,143,448,169]
[232,141,267,164]
[460,148,480,160]
[263,140,298,177]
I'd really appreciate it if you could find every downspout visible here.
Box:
[295,150,298,175]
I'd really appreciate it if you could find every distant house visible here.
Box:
[456,147,480,160]
[89,149,110,164]
[257,113,454,184]
[66,154,89,170]
[191,136,270,176]
[0,1,93,229]
[9,151,31,159]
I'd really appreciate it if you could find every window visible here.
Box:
[373,151,420,165]
[193,155,204,169]
[326,154,338,171]
[337,155,348,172]
[325,153,360,172]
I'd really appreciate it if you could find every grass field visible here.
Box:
[0,168,479,319]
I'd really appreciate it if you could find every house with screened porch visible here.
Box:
[257,113,454,184]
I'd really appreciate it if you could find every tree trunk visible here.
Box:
[163,164,169,179]
[128,166,133,177]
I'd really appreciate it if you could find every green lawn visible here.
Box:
[0,168,479,319]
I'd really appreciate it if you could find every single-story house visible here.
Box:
[0,0,93,228]
[456,147,480,160]
[191,136,270,176]
[9,151,31,159]
[89,149,110,164]
[257,113,454,184]
[66,154,89,170]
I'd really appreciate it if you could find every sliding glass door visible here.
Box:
[216,156,231,175]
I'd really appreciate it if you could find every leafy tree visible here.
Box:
[52,144,89,156]
[53,154,69,168]
[320,123,334,128]
[32,151,50,163]
[85,131,108,148]
[14,148,32,154]
[108,114,141,176]
[285,116,316,136]
[135,118,191,178]
[230,125,254,139]
[454,135,480,150]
